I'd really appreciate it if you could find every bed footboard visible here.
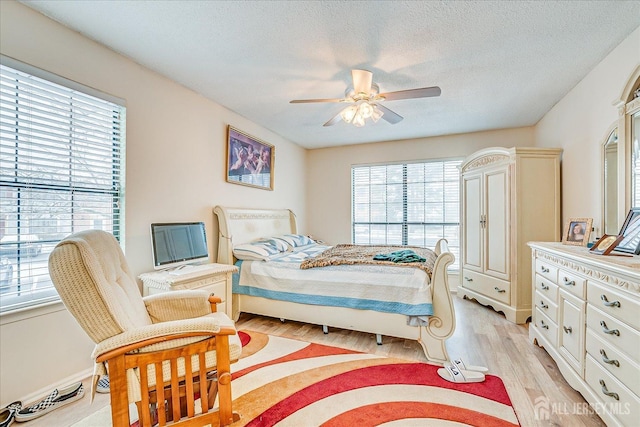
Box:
[419,238,456,364]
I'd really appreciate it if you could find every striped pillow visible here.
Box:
[233,239,286,261]
[273,234,315,249]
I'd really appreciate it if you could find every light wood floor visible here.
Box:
[26,295,605,426]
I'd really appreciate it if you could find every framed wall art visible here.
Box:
[226,125,274,191]
[562,217,593,246]
[615,208,640,254]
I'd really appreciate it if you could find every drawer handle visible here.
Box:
[539,320,549,330]
[464,277,473,282]
[599,379,619,401]
[563,326,572,334]
[600,295,621,308]
[600,321,620,336]
[494,287,506,293]
[540,266,550,273]
[599,349,620,367]
[539,301,548,309]
[562,277,575,286]
[540,283,549,291]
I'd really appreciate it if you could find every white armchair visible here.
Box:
[48,230,241,426]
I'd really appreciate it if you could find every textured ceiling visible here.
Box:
[19,1,640,149]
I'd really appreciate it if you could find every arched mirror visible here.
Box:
[603,128,618,235]
[632,109,640,207]
[615,66,640,227]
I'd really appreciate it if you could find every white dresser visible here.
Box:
[459,147,562,324]
[529,242,640,426]
[138,263,237,315]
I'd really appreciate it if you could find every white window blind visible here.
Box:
[0,59,125,313]
[352,160,462,270]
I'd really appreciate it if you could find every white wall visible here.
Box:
[305,127,535,244]
[535,26,640,234]
[0,0,306,405]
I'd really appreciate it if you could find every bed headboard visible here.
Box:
[213,206,297,264]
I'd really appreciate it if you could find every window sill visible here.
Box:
[0,299,66,326]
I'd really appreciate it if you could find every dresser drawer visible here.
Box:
[588,281,640,330]
[535,274,558,304]
[587,305,640,361]
[533,307,558,347]
[534,290,558,322]
[559,292,585,374]
[535,259,558,283]
[461,270,510,304]
[557,269,586,299]
[585,354,640,427]
[586,329,640,397]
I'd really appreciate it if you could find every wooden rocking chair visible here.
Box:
[49,230,241,426]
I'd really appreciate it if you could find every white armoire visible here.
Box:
[458,147,562,324]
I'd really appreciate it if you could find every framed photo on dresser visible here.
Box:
[562,217,592,246]
[615,208,640,254]
[589,234,624,255]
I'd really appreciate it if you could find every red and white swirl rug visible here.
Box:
[232,330,520,426]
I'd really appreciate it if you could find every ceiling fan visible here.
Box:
[290,69,441,127]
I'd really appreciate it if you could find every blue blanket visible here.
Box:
[373,249,426,263]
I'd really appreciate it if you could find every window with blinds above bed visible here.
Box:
[351,159,461,270]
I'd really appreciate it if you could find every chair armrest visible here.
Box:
[143,290,214,322]
[92,316,234,362]
[208,294,222,313]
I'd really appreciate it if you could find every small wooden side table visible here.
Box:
[139,263,237,316]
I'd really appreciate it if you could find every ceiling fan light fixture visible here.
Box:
[290,69,440,127]
[371,104,384,123]
[352,113,366,127]
[340,104,358,123]
[339,101,384,126]
[359,101,373,119]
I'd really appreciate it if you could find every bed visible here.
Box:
[213,205,456,365]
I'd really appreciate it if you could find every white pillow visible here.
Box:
[273,234,315,249]
[233,239,286,261]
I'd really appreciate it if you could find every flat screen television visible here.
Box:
[150,222,209,269]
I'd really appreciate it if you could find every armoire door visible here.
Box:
[484,168,510,280]
[462,172,483,272]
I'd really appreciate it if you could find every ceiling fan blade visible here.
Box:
[379,86,441,101]
[376,104,403,124]
[290,98,344,103]
[323,111,343,127]
[352,69,373,94]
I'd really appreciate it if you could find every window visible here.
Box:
[352,159,462,270]
[0,58,125,313]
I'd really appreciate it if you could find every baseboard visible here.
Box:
[18,367,93,407]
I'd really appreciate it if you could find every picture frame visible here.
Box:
[589,234,624,255]
[562,218,593,246]
[226,125,274,191]
[615,208,640,254]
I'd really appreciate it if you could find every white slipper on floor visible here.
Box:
[437,363,485,383]
[452,357,489,373]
